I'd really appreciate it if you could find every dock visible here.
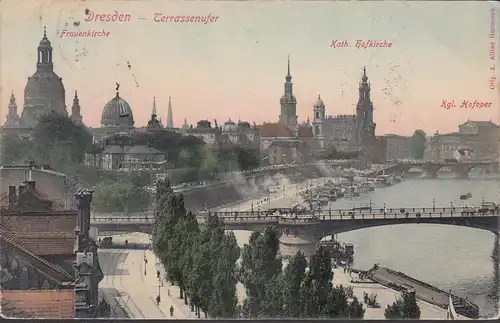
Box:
[367,266,479,319]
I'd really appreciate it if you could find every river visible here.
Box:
[330,176,499,318]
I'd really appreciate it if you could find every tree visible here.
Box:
[0,112,92,171]
[299,247,333,317]
[384,292,421,319]
[92,182,151,213]
[282,251,307,318]
[32,112,92,166]
[208,231,240,318]
[411,130,427,160]
[239,227,282,318]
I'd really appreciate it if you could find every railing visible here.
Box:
[90,206,500,225]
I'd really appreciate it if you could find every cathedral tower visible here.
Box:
[5,91,20,126]
[166,96,173,128]
[279,56,297,128]
[71,90,83,125]
[355,67,375,145]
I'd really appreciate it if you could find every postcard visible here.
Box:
[0,0,498,320]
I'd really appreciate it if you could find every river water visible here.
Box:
[330,175,499,318]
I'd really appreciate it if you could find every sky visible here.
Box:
[0,0,499,136]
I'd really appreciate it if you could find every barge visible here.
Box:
[366,265,479,319]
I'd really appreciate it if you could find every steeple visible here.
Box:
[36,26,53,70]
[166,96,173,128]
[286,55,292,82]
[358,66,371,103]
[5,91,19,125]
[284,55,293,93]
[279,55,297,128]
[152,97,157,116]
[71,90,83,125]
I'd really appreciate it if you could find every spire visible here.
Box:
[286,55,292,82]
[166,96,174,128]
[43,26,47,39]
[71,90,83,125]
[152,97,157,116]
[115,82,120,98]
[362,66,368,83]
[73,90,79,104]
[9,91,15,104]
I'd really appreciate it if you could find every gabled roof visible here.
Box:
[0,211,77,256]
[0,223,74,281]
[259,123,294,137]
[0,290,75,318]
[297,126,314,138]
[460,120,499,128]
[101,144,163,155]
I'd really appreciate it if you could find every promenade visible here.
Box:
[98,233,199,319]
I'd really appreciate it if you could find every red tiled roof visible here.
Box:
[0,213,77,255]
[0,290,75,319]
[297,126,314,138]
[0,223,74,280]
[259,123,294,137]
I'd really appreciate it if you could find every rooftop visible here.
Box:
[0,290,75,319]
[0,211,77,256]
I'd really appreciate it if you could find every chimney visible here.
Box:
[8,186,16,206]
[75,189,94,240]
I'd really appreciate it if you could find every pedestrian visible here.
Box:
[168,289,170,296]
[156,295,160,305]
[170,305,174,317]
[157,270,160,279]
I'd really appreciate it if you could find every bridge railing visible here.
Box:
[90,206,500,225]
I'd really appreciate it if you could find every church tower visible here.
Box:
[279,56,297,129]
[147,97,162,129]
[355,67,377,166]
[312,94,326,148]
[166,96,173,128]
[71,90,83,125]
[355,67,375,146]
[5,91,20,126]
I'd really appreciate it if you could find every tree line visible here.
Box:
[152,178,371,319]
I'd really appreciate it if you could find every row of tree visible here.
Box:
[151,179,369,319]
[105,132,262,174]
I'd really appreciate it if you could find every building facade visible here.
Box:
[384,134,412,161]
[425,120,500,162]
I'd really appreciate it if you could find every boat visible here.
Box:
[375,175,396,187]
[460,193,472,200]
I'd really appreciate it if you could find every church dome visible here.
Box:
[222,119,238,132]
[22,69,67,127]
[315,95,324,106]
[100,93,134,128]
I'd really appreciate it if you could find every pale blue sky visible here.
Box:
[1,0,498,135]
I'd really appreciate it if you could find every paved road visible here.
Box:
[98,233,199,319]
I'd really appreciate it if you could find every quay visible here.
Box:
[366,266,479,319]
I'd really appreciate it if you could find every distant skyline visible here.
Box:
[0,0,499,136]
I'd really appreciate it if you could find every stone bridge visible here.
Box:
[170,160,354,212]
[91,206,499,258]
[384,161,500,179]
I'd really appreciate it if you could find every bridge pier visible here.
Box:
[425,168,439,178]
[493,233,499,260]
[278,219,321,258]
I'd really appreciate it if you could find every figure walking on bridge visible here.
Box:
[170,305,174,317]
